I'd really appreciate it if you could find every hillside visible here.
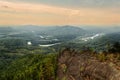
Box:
[0,53,57,80]
[57,49,120,80]
[1,48,120,80]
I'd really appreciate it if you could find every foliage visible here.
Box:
[0,38,58,80]
[108,42,120,53]
[96,53,107,62]
[0,53,57,80]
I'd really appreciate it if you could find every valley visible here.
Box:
[0,25,120,80]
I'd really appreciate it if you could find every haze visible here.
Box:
[0,0,120,25]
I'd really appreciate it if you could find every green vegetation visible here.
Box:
[0,38,58,80]
[93,42,120,62]
[0,53,57,80]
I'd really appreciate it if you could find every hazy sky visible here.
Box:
[0,0,120,25]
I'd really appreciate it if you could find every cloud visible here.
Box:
[1,5,9,8]
[2,0,120,8]
[0,1,69,15]
[0,1,120,25]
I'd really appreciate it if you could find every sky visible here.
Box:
[0,0,120,25]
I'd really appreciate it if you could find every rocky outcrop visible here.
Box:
[57,49,120,80]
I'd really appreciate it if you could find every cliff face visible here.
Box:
[57,49,120,80]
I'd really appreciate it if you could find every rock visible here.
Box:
[57,49,120,80]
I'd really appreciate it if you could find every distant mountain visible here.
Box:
[82,26,120,33]
[88,32,120,51]
[41,25,86,41]
[44,25,86,36]
[0,27,14,34]
[66,32,120,51]
[0,25,86,45]
[13,25,86,37]
[1,25,119,50]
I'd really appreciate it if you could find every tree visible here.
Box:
[108,42,120,53]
